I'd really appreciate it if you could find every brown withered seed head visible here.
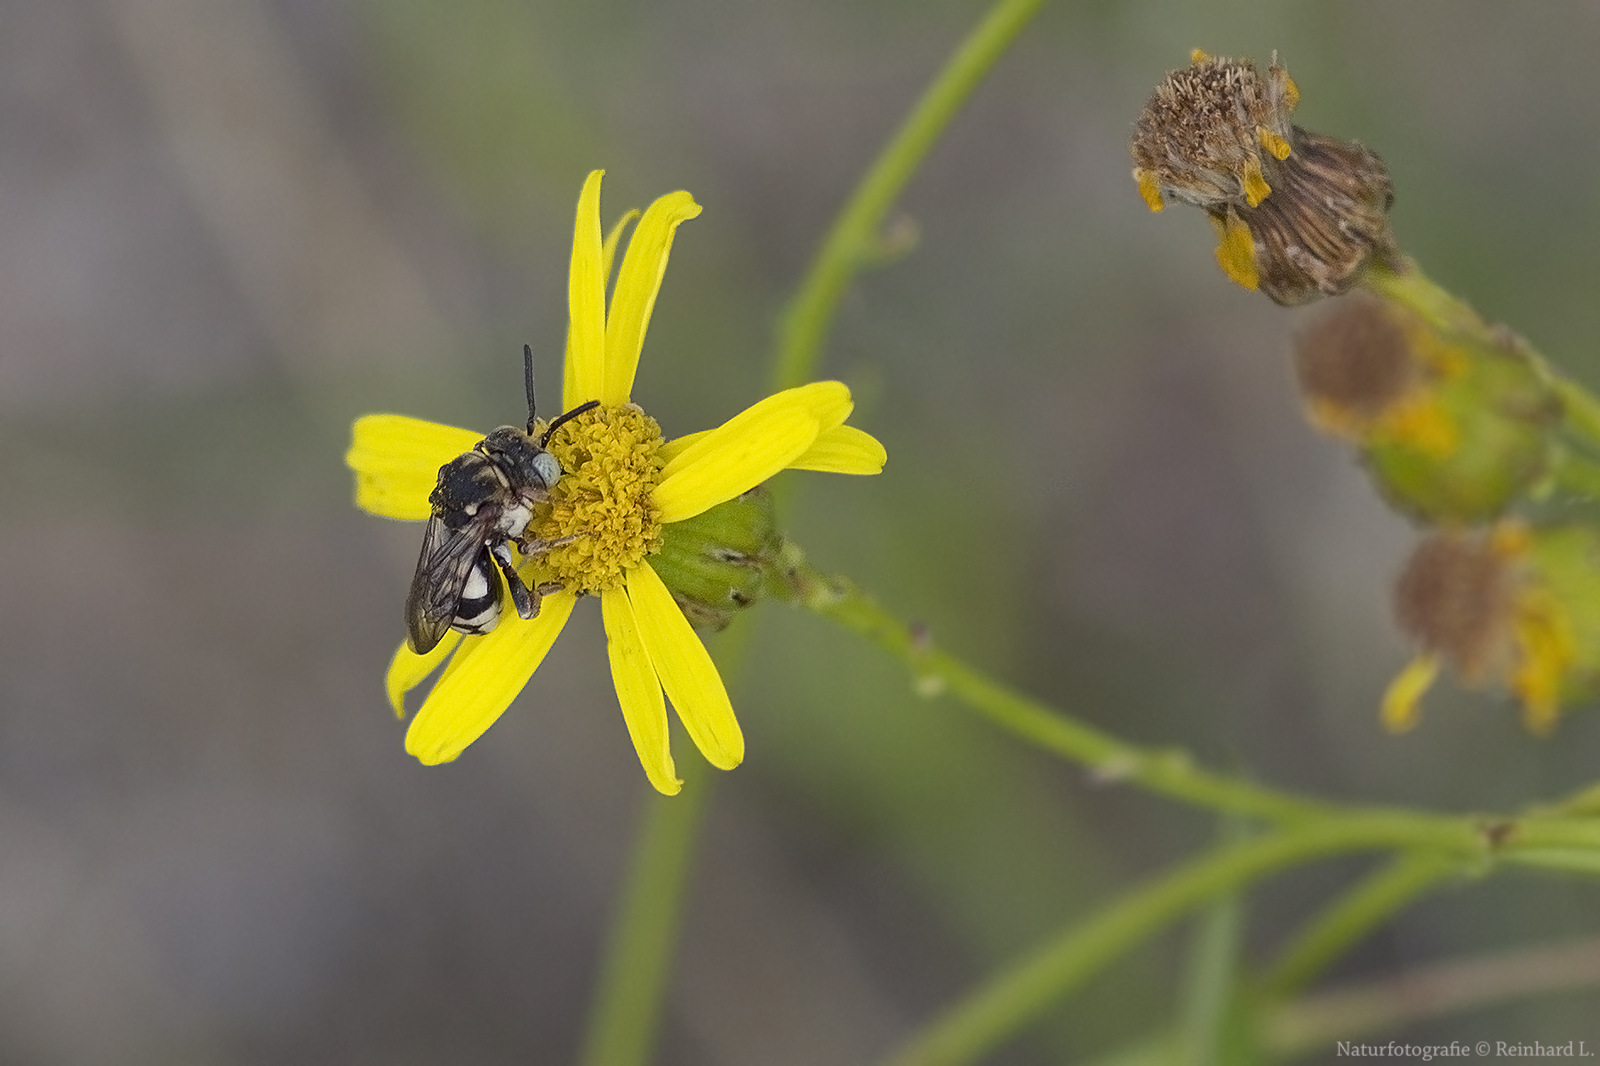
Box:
[1225,130,1397,305]
[1131,53,1298,211]
[1393,532,1518,680]
[1295,293,1416,423]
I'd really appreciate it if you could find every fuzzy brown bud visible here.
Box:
[1393,530,1518,681]
[1295,293,1415,425]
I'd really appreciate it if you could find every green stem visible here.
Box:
[770,0,1048,391]
[881,815,1485,1066]
[1360,258,1487,338]
[1177,890,1242,1066]
[1262,933,1600,1056]
[778,556,1329,824]
[1260,850,1462,998]
[578,759,711,1066]
[1550,376,1600,454]
[1546,444,1600,499]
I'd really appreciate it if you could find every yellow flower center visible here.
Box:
[531,404,665,594]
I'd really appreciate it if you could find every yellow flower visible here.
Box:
[345,171,886,794]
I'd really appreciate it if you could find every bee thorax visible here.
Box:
[495,500,534,539]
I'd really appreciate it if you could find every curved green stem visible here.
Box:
[880,816,1486,1066]
[767,550,1600,1061]
[1261,850,1462,998]
[770,0,1048,391]
[579,758,711,1066]
[776,554,1330,824]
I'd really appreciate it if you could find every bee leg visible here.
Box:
[517,531,580,558]
[489,540,541,620]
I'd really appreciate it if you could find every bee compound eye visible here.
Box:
[532,450,562,488]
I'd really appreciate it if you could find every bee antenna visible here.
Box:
[541,400,601,447]
[523,344,539,433]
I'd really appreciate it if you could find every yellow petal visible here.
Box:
[404,590,577,764]
[601,191,702,406]
[660,381,850,481]
[565,208,642,411]
[347,414,481,520]
[385,631,463,717]
[627,561,743,770]
[657,429,711,464]
[1134,167,1164,213]
[1213,209,1260,291]
[567,170,607,407]
[1380,655,1438,734]
[788,424,887,475]
[1241,154,1271,208]
[1257,126,1292,161]
[601,587,681,795]
[653,408,818,524]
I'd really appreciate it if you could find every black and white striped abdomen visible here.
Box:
[451,548,504,636]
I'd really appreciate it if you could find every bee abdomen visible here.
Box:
[451,549,504,636]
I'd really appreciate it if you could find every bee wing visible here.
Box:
[405,512,495,654]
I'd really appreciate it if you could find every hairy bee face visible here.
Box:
[479,427,563,496]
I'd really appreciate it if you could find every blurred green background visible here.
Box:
[4,1,1599,1061]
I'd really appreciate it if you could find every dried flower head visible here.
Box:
[1385,524,1600,735]
[1133,51,1397,305]
[1131,50,1299,213]
[1218,131,1395,305]
[1393,529,1521,683]
[1294,295,1556,523]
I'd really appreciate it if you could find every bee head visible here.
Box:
[480,428,563,490]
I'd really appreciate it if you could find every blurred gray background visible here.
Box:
[4,1,1600,1062]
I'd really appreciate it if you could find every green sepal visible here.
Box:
[651,486,783,630]
[1364,337,1557,524]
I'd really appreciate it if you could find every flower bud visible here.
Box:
[649,485,783,630]
[1294,295,1557,523]
[1386,523,1600,734]
[1132,51,1397,305]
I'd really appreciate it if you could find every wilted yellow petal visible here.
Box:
[1213,209,1260,291]
[601,191,702,406]
[788,424,887,475]
[1380,655,1438,734]
[601,587,681,795]
[659,381,849,481]
[565,208,642,410]
[385,631,463,717]
[347,415,481,520]
[653,409,817,524]
[404,590,577,764]
[627,561,743,770]
[567,170,608,407]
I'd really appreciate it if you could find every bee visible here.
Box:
[404,345,597,654]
